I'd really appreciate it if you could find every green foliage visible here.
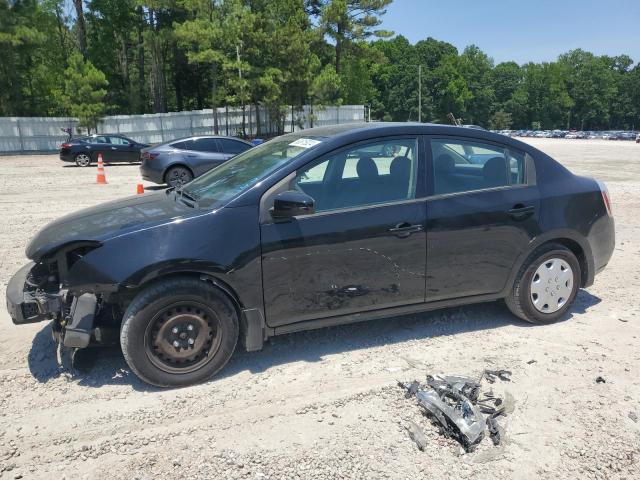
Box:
[489,110,512,130]
[60,53,108,131]
[1,0,639,132]
[310,64,343,106]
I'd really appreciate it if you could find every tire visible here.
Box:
[505,243,581,324]
[120,277,239,387]
[165,166,193,188]
[75,153,92,167]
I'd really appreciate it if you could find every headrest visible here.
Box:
[434,154,455,173]
[483,156,508,185]
[356,156,379,180]
[390,156,411,179]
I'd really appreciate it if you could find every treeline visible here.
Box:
[2,0,639,132]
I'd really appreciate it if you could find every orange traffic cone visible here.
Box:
[136,183,144,195]
[96,154,107,184]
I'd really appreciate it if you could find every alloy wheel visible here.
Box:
[167,167,192,188]
[75,153,91,167]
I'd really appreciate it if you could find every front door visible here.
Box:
[261,137,427,327]
[425,136,541,301]
[108,136,136,162]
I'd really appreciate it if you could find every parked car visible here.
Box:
[140,135,254,188]
[7,123,615,387]
[60,134,149,167]
[637,133,640,143]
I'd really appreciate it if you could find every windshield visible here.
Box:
[183,135,323,208]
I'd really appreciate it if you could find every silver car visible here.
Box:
[140,135,253,187]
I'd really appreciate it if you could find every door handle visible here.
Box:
[388,222,423,238]
[508,204,535,219]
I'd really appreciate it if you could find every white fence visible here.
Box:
[0,105,365,153]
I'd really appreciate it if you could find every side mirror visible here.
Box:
[270,191,315,222]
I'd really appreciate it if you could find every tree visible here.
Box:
[72,0,88,58]
[489,110,512,130]
[320,0,392,74]
[61,53,108,131]
[174,0,227,131]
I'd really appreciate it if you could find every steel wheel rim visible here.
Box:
[530,258,574,313]
[168,169,191,187]
[144,301,222,374]
[76,154,90,166]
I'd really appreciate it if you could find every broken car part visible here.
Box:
[400,372,513,451]
[405,421,428,451]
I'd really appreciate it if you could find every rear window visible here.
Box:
[219,139,251,154]
[190,138,220,152]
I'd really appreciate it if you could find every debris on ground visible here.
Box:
[482,369,512,383]
[526,359,537,364]
[595,376,606,384]
[405,421,428,451]
[399,371,513,452]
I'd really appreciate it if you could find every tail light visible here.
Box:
[597,180,612,216]
[141,152,158,161]
[60,143,71,149]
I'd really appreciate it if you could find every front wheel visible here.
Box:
[505,244,581,324]
[120,277,239,387]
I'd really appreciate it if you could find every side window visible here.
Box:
[190,138,220,152]
[508,149,526,185]
[298,160,329,185]
[219,139,251,154]
[109,136,130,145]
[431,139,524,195]
[294,138,419,212]
[92,136,109,144]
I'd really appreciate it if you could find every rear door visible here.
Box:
[260,136,428,327]
[184,137,227,176]
[426,136,540,301]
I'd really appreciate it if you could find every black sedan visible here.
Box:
[7,123,615,387]
[60,134,149,167]
[140,135,253,187]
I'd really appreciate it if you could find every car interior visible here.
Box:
[431,141,524,195]
[295,140,418,211]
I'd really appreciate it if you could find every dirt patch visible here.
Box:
[1,139,639,479]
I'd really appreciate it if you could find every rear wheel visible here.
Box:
[505,244,581,324]
[165,166,193,188]
[120,277,238,387]
[75,153,91,167]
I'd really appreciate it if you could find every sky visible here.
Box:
[380,0,640,64]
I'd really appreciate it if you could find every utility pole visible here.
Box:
[418,65,422,123]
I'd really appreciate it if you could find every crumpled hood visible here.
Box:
[26,191,198,261]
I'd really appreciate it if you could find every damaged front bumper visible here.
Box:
[6,261,97,348]
[6,262,61,324]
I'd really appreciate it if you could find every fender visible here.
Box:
[502,228,594,296]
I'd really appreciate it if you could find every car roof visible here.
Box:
[278,122,526,148]
[168,135,252,143]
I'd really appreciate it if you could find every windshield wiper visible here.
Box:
[174,186,199,208]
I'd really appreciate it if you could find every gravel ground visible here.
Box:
[1,139,639,479]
